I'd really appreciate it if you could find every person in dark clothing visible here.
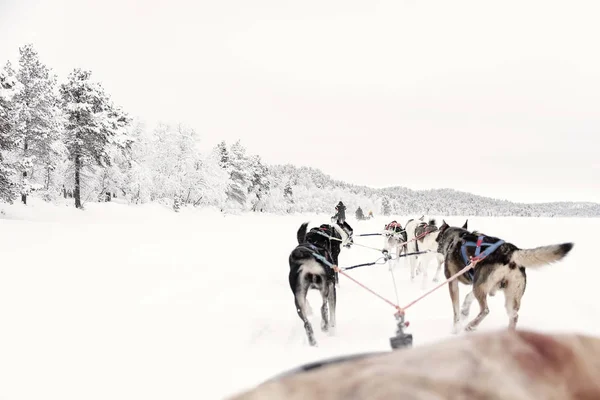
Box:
[334,201,346,223]
[333,201,353,248]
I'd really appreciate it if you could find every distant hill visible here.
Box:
[268,164,600,217]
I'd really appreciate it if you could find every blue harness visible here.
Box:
[460,235,505,280]
[301,243,334,269]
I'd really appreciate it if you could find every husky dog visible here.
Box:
[331,215,354,249]
[435,221,574,333]
[314,222,347,285]
[382,221,408,268]
[289,222,339,346]
[405,217,453,288]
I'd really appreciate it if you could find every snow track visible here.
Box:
[0,201,597,399]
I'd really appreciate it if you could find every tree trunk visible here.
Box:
[74,155,82,209]
[45,166,51,190]
[21,140,28,205]
[21,171,27,205]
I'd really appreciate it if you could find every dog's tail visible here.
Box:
[510,243,574,268]
[297,222,309,244]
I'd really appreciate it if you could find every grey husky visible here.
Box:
[435,221,574,333]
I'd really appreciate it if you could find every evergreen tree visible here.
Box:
[0,63,19,202]
[382,197,392,216]
[13,44,64,204]
[60,69,130,209]
[122,120,153,204]
[284,181,293,204]
[226,140,251,206]
[248,154,270,211]
[215,140,229,168]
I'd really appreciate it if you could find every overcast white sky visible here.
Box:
[1,0,599,203]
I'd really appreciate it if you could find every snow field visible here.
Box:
[0,200,596,399]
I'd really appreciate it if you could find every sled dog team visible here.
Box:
[288,206,574,346]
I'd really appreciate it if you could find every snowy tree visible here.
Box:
[121,120,153,204]
[226,140,251,207]
[215,140,230,169]
[284,181,293,204]
[12,44,64,204]
[0,63,19,202]
[196,148,230,207]
[382,197,392,216]
[60,69,130,209]
[248,154,270,211]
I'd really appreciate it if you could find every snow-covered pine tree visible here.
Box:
[196,147,230,208]
[0,63,19,202]
[13,44,64,204]
[122,120,153,204]
[283,180,294,207]
[60,69,130,209]
[248,154,270,211]
[382,196,391,216]
[226,140,251,207]
[215,140,230,169]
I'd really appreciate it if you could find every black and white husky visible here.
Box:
[404,216,451,288]
[288,222,346,346]
[382,221,408,269]
[435,220,574,333]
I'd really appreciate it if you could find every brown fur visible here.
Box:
[228,330,600,400]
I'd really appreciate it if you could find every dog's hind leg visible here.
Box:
[449,280,461,334]
[461,291,475,319]
[328,282,336,328]
[410,256,418,281]
[294,287,317,346]
[465,287,490,332]
[504,281,524,330]
[320,285,330,332]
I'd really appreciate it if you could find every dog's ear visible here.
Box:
[462,219,468,230]
[439,220,449,234]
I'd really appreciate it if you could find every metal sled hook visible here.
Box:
[390,310,413,349]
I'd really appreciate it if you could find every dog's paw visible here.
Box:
[464,324,477,332]
[451,324,461,335]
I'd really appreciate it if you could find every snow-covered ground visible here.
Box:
[0,199,597,400]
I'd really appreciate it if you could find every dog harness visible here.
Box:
[414,222,432,252]
[300,242,335,271]
[460,235,505,280]
[385,221,402,231]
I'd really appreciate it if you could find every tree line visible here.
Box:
[1,44,599,217]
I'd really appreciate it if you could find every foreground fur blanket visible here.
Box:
[228,329,600,400]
